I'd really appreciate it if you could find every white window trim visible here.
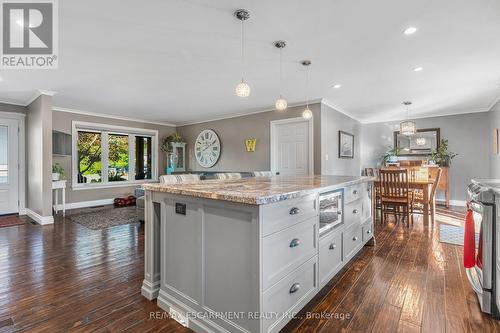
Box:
[71,121,158,190]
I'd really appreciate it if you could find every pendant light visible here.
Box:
[234,9,250,97]
[302,60,313,119]
[400,101,416,135]
[274,40,287,111]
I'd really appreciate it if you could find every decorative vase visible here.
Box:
[52,173,60,181]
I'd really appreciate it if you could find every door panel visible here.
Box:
[274,120,310,176]
[0,119,19,214]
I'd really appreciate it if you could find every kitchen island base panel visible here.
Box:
[141,194,161,300]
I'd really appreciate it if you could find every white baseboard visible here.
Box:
[26,208,54,225]
[436,199,467,207]
[53,198,114,211]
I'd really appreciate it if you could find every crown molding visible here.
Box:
[487,93,500,111]
[177,99,323,127]
[25,89,57,106]
[52,106,177,127]
[320,98,361,122]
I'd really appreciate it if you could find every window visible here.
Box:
[108,134,129,182]
[72,122,158,189]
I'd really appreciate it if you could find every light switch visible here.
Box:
[325,154,329,161]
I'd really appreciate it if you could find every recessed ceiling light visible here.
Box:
[332,84,342,89]
[403,26,417,35]
[413,66,423,72]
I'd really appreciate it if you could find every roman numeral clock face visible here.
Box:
[194,129,221,168]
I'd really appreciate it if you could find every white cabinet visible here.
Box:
[319,231,343,287]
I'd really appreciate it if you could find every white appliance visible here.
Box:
[467,180,500,317]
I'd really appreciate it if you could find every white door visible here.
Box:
[271,118,312,176]
[0,118,19,215]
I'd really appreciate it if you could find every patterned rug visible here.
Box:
[68,206,139,230]
[439,223,479,246]
[0,215,25,228]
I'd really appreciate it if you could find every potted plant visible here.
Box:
[381,146,401,165]
[161,132,184,153]
[430,139,457,167]
[52,163,65,181]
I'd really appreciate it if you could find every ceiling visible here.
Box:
[1,0,500,125]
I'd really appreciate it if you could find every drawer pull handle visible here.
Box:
[353,209,359,214]
[329,243,336,250]
[353,236,358,241]
[289,283,300,294]
[289,238,301,248]
[353,190,358,195]
[289,207,301,215]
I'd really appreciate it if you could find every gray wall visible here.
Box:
[321,103,362,176]
[177,104,322,174]
[490,100,500,178]
[360,112,490,201]
[52,111,176,204]
[0,102,27,114]
[27,95,53,216]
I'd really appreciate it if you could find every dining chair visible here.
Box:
[379,169,413,225]
[364,168,375,177]
[411,168,442,223]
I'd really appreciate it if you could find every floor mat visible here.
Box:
[439,223,479,246]
[0,215,25,228]
[68,206,139,230]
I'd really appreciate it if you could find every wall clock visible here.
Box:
[195,129,221,168]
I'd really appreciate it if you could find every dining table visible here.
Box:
[373,178,435,224]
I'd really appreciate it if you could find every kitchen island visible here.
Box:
[141,175,374,333]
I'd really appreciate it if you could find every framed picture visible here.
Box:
[339,131,354,159]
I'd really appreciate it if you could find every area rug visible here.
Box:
[439,224,479,246]
[0,215,25,228]
[68,206,139,230]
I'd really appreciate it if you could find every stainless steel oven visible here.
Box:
[467,181,499,318]
[319,189,343,236]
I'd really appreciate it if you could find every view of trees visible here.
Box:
[77,131,130,183]
[77,132,102,183]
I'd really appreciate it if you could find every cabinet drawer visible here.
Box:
[344,200,362,227]
[345,183,363,204]
[262,217,318,290]
[362,222,373,242]
[343,224,363,261]
[261,194,318,236]
[319,231,343,286]
[262,256,318,333]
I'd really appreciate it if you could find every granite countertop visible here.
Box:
[142,175,375,205]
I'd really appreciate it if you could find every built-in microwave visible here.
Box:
[319,189,344,236]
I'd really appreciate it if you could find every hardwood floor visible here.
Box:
[0,206,498,332]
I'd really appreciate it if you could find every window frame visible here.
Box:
[71,121,158,190]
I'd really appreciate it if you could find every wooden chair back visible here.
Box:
[379,169,410,202]
[364,168,374,176]
[429,168,443,202]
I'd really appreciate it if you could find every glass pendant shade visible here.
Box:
[275,96,287,111]
[400,120,416,136]
[235,80,251,97]
[302,107,313,120]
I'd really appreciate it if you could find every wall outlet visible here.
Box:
[170,307,189,327]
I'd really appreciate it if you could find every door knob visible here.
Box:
[329,243,336,250]
[289,238,301,248]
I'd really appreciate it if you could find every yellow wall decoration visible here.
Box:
[245,138,256,152]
